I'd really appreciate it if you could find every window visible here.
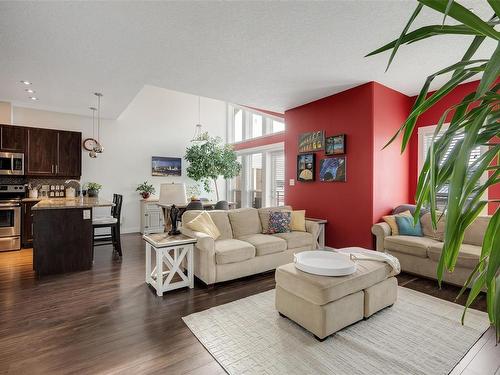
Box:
[418,124,485,210]
[227,105,285,143]
[227,143,285,208]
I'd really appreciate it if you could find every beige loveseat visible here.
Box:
[180,206,320,285]
[371,211,490,287]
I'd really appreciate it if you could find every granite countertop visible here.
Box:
[32,197,114,210]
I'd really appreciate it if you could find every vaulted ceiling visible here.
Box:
[0,1,495,118]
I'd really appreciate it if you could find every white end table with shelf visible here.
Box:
[143,233,197,296]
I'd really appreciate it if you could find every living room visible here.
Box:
[0,1,499,374]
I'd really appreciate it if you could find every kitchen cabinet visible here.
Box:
[140,200,165,234]
[1,125,25,152]
[22,200,39,248]
[26,128,58,175]
[26,127,81,177]
[57,131,81,177]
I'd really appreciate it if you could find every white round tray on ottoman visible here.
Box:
[294,250,356,276]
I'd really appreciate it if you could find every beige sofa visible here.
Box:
[180,206,320,285]
[371,212,490,287]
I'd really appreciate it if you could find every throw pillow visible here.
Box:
[186,211,221,240]
[267,211,292,234]
[383,210,412,235]
[290,210,306,232]
[395,215,423,237]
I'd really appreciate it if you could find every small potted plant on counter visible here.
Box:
[86,182,102,198]
[136,181,155,199]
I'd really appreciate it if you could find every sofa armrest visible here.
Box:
[180,227,215,254]
[371,222,391,252]
[305,220,320,249]
[180,227,217,285]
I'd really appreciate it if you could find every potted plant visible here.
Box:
[86,182,102,198]
[136,181,155,199]
[185,133,241,201]
[368,0,500,340]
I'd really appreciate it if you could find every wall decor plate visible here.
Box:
[320,156,346,182]
[298,131,324,153]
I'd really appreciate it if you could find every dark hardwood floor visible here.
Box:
[0,233,497,374]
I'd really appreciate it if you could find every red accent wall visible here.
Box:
[284,82,411,249]
[372,84,412,223]
[408,80,499,214]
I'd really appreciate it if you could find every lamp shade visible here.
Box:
[159,183,187,206]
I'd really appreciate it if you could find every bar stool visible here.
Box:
[93,194,123,258]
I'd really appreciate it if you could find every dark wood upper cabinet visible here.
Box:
[1,125,25,152]
[26,128,58,175]
[57,131,81,177]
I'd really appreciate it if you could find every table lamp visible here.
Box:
[159,183,187,235]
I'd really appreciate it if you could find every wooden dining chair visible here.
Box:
[93,194,123,258]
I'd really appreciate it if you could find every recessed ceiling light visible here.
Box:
[25,89,35,94]
[20,80,32,85]
[29,97,38,101]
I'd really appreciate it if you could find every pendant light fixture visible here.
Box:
[89,106,97,158]
[191,96,206,143]
[93,92,104,154]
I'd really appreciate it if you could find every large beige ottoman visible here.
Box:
[275,261,397,341]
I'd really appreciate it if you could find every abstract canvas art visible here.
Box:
[320,156,346,182]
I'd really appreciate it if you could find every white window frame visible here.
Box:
[226,142,285,208]
[227,104,285,144]
[417,124,488,212]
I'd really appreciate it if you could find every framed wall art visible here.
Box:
[151,156,182,176]
[319,156,346,182]
[325,134,346,155]
[297,153,315,182]
[298,131,324,153]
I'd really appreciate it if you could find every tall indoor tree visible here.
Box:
[185,132,241,201]
[368,0,499,340]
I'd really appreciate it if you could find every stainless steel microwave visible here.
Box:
[0,152,24,175]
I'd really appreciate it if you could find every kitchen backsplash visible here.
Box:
[0,176,81,192]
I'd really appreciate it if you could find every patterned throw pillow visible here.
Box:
[267,211,292,234]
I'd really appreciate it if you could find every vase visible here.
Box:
[142,192,150,199]
[88,189,99,198]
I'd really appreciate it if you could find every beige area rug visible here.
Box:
[183,287,489,375]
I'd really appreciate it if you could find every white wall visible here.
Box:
[12,85,228,233]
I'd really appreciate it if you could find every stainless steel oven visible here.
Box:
[0,185,24,251]
[0,152,24,175]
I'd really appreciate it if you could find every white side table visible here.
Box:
[306,218,328,249]
[143,233,197,296]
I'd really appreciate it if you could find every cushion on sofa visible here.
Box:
[273,231,313,249]
[395,215,423,237]
[427,243,481,269]
[185,211,221,239]
[214,239,255,265]
[228,208,262,238]
[420,212,446,240]
[267,211,292,234]
[238,234,287,256]
[383,210,411,236]
[463,215,489,246]
[384,235,440,258]
[182,210,233,240]
[258,206,292,233]
[290,210,306,232]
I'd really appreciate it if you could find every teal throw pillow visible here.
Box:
[395,215,423,237]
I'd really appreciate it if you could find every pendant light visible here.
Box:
[191,96,206,143]
[93,92,104,154]
[89,106,97,158]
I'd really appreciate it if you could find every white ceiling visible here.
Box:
[0,1,495,119]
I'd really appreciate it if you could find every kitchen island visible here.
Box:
[32,197,113,277]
